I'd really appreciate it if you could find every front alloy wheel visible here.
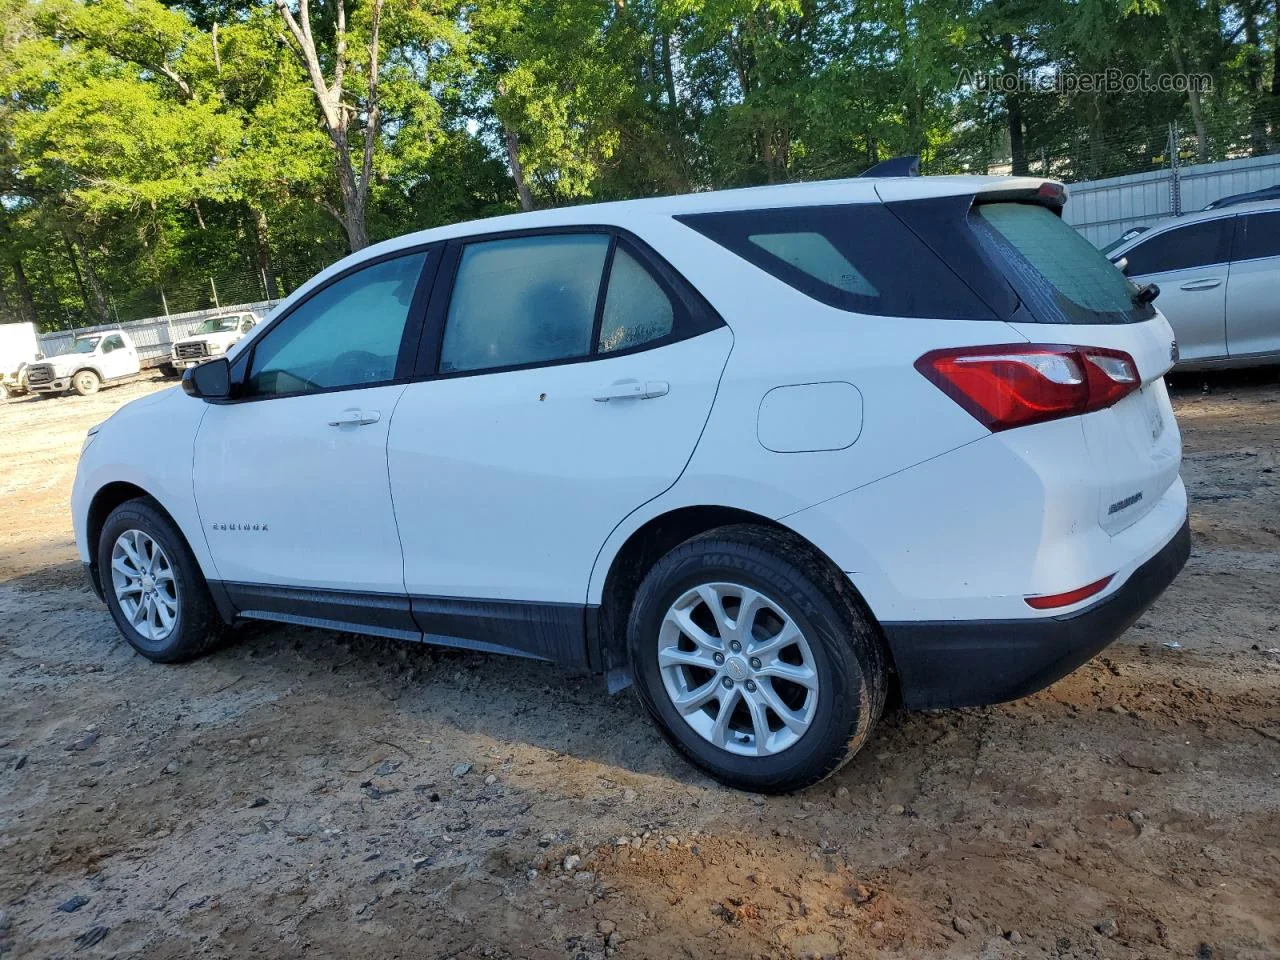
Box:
[110,529,179,642]
[658,582,818,757]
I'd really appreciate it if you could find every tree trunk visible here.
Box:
[250,207,277,298]
[72,236,110,322]
[10,259,38,326]
[61,233,92,316]
[1244,10,1272,155]
[1001,35,1028,176]
[503,124,535,211]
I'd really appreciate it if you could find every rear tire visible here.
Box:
[627,524,887,793]
[97,497,228,663]
[72,370,101,396]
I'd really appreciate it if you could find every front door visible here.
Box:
[1122,215,1235,363]
[1225,211,1280,359]
[193,249,431,613]
[387,232,731,661]
[98,334,136,380]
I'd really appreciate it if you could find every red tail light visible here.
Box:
[915,343,1140,432]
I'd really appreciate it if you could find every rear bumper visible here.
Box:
[883,517,1190,710]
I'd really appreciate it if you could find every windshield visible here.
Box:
[974,202,1152,325]
[195,316,241,334]
[63,336,101,355]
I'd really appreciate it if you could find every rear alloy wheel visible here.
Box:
[72,370,101,396]
[629,524,887,793]
[98,497,228,662]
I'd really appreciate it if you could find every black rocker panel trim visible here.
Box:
[216,581,592,667]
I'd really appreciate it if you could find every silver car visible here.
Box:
[1106,200,1279,369]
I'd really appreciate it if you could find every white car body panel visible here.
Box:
[72,173,1189,715]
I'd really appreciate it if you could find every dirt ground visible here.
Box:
[1,371,1277,960]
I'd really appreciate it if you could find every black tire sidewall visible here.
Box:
[628,535,873,793]
[97,499,207,662]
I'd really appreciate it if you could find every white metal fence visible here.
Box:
[37,300,280,368]
[1065,152,1280,247]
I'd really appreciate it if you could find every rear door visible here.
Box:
[1224,210,1280,359]
[387,229,730,661]
[1117,216,1235,363]
[971,200,1183,536]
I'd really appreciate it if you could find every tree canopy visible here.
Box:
[1,0,1276,329]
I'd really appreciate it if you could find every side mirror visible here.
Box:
[182,357,232,400]
[35,352,44,360]
[1113,256,1129,274]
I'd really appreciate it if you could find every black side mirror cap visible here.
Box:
[182,357,232,400]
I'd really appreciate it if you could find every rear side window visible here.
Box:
[599,248,674,353]
[677,204,995,320]
[1233,212,1280,261]
[1122,218,1232,275]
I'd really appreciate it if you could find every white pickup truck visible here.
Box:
[25,329,142,396]
[171,312,260,371]
[0,321,41,401]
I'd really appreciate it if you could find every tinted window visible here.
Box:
[1122,219,1232,275]
[1233,212,1280,261]
[676,204,994,319]
[440,234,609,373]
[247,251,426,397]
[599,248,674,353]
[978,203,1138,315]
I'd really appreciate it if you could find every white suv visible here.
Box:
[72,176,1190,792]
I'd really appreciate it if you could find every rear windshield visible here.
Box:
[974,202,1152,324]
[676,204,997,320]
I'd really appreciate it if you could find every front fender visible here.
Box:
[72,387,216,579]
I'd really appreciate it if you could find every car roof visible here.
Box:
[1108,198,1280,256]
[283,174,1051,309]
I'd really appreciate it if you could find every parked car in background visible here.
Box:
[0,321,41,401]
[1108,200,1280,368]
[26,330,142,396]
[73,175,1189,792]
[1202,183,1280,210]
[170,312,260,372]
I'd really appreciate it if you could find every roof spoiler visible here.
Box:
[859,155,920,178]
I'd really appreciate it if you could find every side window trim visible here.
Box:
[412,225,722,380]
[224,243,441,404]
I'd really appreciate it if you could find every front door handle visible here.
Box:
[328,409,381,427]
[1179,278,1222,291]
[593,379,670,402]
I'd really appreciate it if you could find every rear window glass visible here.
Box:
[974,202,1151,324]
[676,204,996,320]
[1233,212,1280,261]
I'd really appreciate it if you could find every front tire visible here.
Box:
[628,525,887,793]
[97,497,228,663]
[72,370,101,396]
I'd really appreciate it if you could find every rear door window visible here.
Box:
[1121,218,1233,275]
[676,204,996,320]
[1232,211,1280,261]
[974,201,1152,325]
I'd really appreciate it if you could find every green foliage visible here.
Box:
[0,0,1276,329]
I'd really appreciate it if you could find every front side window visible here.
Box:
[1233,212,1280,261]
[101,335,125,353]
[439,234,610,373]
[1122,218,1233,276]
[240,318,255,334]
[246,251,427,397]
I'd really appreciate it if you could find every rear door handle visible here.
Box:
[1179,278,1222,291]
[593,379,669,402]
[328,409,381,426]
